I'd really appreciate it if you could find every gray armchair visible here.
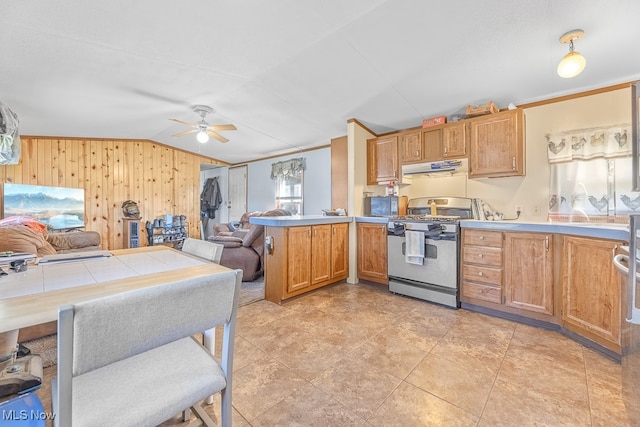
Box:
[208,209,291,281]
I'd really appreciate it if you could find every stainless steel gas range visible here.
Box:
[387,197,474,308]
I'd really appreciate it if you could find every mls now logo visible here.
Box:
[2,409,56,421]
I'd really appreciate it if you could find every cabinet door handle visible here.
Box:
[545,236,549,252]
[479,236,484,240]
[512,157,516,170]
[444,146,448,155]
[478,271,484,277]
[478,253,484,258]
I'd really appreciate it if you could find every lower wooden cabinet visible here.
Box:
[264,222,349,303]
[504,232,554,317]
[331,222,349,278]
[462,230,555,321]
[561,235,623,353]
[287,226,313,292]
[462,228,626,355]
[461,229,503,304]
[357,222,388,284]
[311,225,332,285]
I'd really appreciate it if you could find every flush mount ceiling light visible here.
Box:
[557,29,586,78]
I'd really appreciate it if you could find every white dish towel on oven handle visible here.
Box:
[405,230,424,265]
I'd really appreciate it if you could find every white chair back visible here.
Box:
[53,269,242,427]
[182,237,223,263]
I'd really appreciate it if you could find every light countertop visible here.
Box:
[354,216,390,224]
[250,215,353,226]
[460,219,629,241]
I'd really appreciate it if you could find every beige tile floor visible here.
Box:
[35,281,633,426]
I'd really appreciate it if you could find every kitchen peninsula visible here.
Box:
[250,215,352,303]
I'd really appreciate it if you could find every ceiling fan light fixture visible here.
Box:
[557,29,586,78]
[196,130,209,143]
[169,104,236,143]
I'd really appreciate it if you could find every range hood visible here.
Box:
[402,158,468,176]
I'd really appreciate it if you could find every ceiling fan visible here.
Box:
[169,105,236,143]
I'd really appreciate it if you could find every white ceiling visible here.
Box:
[2,0,640,164]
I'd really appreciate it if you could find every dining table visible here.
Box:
[0,245,231,334]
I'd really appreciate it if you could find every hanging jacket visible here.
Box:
[200,177,222,219]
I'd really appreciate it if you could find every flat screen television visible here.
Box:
[3,183,85,230]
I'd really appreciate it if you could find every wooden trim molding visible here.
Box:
[518,82,634,109]
[348,118,377,137]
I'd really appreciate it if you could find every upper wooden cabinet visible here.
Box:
[399,130,423,163]
[370,108,524,179]
[468,109,525,178]
[400,123,468,165]
[367,135,399,184]
[422,128,443,162]
[442,122,467,158]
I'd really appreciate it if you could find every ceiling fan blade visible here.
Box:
[169,118,197,127]
[209,124,237,131]
[208,131,229,143]
[172,129,197,137]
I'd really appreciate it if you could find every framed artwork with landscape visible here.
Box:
[3,183,85,230]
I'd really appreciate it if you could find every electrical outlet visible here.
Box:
[532,205,541,216]
[515,205,523,213]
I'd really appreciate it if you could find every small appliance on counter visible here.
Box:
[322,208,347,216]
[364,195,407,217]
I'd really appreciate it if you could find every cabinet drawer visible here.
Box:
[462,246,502,267]
[462,281,502,304]
[464,229,503,247]
[463,264,502,286]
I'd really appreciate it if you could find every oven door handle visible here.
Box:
[427,234,457,241]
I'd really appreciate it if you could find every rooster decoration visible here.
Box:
[571,136,587,150]
[621,194,640,211]
[588,196,609,212]
[589,132,605,147]
[549,194,567,209]
[545,135,566,155]
[615,130,628,148]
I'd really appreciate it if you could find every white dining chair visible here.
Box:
[182,237,223,264]
[51,269,242,427]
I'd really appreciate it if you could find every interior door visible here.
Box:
[228,165,247,221]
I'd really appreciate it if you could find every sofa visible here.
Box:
[208,209,290,281]
[0,225,101,256]
[2,223,103,342]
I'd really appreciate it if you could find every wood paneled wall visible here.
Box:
[0,137,225,250]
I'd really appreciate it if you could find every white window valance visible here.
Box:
[271,157,306,179]
[546,124,631,164]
